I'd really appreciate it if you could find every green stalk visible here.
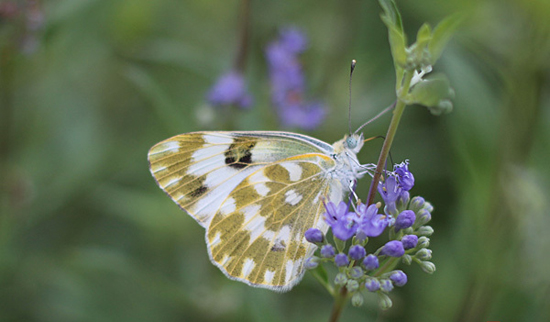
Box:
[366,70,413,206]
[328,286,349,322]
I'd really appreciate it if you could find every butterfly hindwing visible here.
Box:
[207,155,341,291]
[148,131,348,291]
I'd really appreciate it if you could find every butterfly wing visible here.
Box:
[148,131,348,291]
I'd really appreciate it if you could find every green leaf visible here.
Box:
[429,14,463,64]
[334,236,347,253]
[378,0,403,33]
[379,0,407,67]
[408,74,452,107]
[417,23,432,44]
[411,23,433,67]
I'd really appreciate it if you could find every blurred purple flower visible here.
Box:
[265,28,326,130]
[207,70,253,109]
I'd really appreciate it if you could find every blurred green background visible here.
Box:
[1,0,549,321]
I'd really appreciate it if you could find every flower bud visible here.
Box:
[417,225,434,236]
[410,196,425,212]
[423,202,434,213]
[351,292,364,307]
[334,272,348,286]
[396,191,410,209]
[395,210,416,230]
[320,244,335,258]
[362,254,379,270]
[401,234,418,249]
[346,279,359,292]
[415,248,432,260]
[402,254,412,265]
[390,270,407,287]
[380,279,394,292]
[304,256,319,269]
[304,228,324,244]
[419,261,436,274]
[349,267,364,279]
[365,278,380,292]
[335,253,350,267]
[416,209,432,226]
[381,240,405,257]
[378,292,393,310]
[349,245,366,260]
[417,236,430,248]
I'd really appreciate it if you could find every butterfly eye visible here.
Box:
[346,137,357,149]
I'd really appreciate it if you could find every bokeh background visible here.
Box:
[1,0,549,321]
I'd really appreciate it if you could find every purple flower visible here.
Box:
[265,28,326,130]
[401,235,418,249]
[378,176,402,208]
[207,71,253,108]
[324,201,358,241]
[365,278,380,292]
[362,254,379,270]
[355,203,389,239]
[334,253,349,267]
[349,245,366,260]
[381,240,405,257]
[304,228,324,243]
[390,270,408,287]
[278,101,326,130]
[395,161,415,191]
[320,244,335,258]
[395,210,416,230]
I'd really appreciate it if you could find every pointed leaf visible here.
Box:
[429,14,463,64]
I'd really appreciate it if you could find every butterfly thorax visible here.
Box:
[329,133,365,189]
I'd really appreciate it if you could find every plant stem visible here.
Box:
[366,70,413,206]
[328,286,348,322]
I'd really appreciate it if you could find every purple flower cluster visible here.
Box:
[302,161,436,310]
[265,28,326,130]
[207,70,253,109]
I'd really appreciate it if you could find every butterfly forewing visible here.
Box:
[148,131,346,291]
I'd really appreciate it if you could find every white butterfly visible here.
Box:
[148,131,370,291]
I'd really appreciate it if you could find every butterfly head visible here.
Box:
[345,133,364,154]
[333,133,364,154]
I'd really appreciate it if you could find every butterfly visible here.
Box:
[147,131,370,291]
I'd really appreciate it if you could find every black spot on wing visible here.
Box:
[271,240,286,252]
[189,185,208,197]
[224,138,256,169]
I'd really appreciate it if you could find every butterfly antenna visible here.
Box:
[348,59,357,135]
[354,100,397,134]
